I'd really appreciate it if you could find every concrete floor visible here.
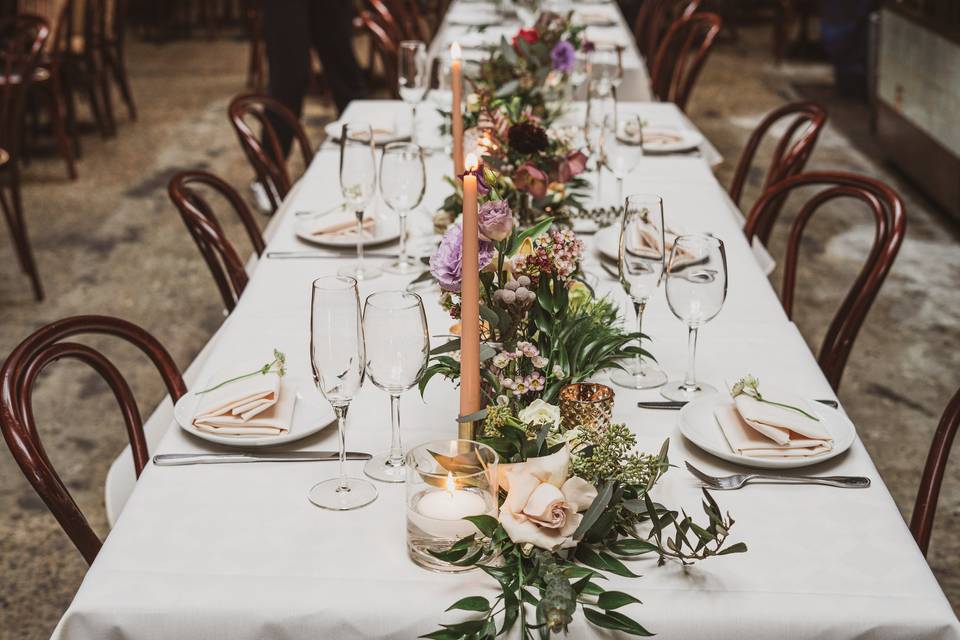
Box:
[2,25,959,640]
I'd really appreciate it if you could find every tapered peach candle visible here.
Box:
[450,42,464,178]
[459,153,481,439]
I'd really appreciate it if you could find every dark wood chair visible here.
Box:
[359,9,399,99]
[0,315,186,564]
[0,14,49,300]
[632,0,701,68]
[243,0,265,92]
[649,11,721,112]
[227,92,314,214]
[382,0,430,42]
[90,0,137,129]
[743,172,906,391]
[168,170,265,312]
[729,101,827,214]
[912,387,960,556]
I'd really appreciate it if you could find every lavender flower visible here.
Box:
[429,224,495,292]
[550,40,576,72]
[478,200,514,241]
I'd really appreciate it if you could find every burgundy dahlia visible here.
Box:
[508,122,549,155]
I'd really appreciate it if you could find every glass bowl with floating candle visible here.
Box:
[406,439,498,572]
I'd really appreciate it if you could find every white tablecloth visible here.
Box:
[53,97,960,639]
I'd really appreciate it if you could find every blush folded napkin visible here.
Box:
[714,391,833,458]
[310,213,375,238]
[631,226,694,267]
[193,368,294,436]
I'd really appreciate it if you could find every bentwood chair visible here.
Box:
[0,14,49,300]
[0,315,186,564]
[89,0,136,128]
[359,9,400,99]
[382,0,430,43]
[649,12,721,112]
[168,170,265,312]
[228,92,314,214]
[729,101,827,214]
[912,387,960,556]
[243,0,265,92]
[743,172,906,391]
[632,0,701,68]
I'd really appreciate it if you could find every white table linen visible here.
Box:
[62,95,960,639]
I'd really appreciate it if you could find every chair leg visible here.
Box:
[97,53,117,136]
[46,74,78,180]
[79,56,111,138]
[110,46,137,121]
[1,168,44,301]
[62,71,82,159]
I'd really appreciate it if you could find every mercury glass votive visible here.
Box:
[559,383,615,432]
[406,439,498,572]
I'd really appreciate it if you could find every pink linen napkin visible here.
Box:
[714,405,832,458]
[193,367,293,436]
[311,213,375,238]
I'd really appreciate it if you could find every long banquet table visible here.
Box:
[50,95,960,638]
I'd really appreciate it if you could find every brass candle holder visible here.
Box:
[559,383,615,432]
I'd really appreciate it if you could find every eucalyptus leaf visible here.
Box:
[597,591,642,610]
[445,596,491,613]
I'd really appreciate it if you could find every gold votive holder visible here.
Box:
[559,383,615,432]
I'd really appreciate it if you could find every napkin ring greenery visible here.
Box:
[731,375,820,422]
[422,409,747,639]
[197,349,287,394]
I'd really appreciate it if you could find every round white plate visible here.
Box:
[595,224,620,261]
[575,13,616,27]
[678,393,856,469]
[295,214,401,248]
[447,14,497,26]
[174,377,336,447]
[618,126,703,154]
[323,121,409,146]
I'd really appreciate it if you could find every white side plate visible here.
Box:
[294,215,401,248]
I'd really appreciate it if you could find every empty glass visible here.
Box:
[308,276,377,510]
[338,122,381,282]
[661,234,728,401]
[584,80,614,205]
[514,0,540,26]
[587,43,623,99]
[601,113,644,208]
[610,194,668,390]
[380,142,426,275]
[398,41,428,145]
[363,291,430,482]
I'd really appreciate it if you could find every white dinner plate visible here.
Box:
[678,393,856,469]
[294,214,401,248]
[446,14,498,27]
[623,127,703,154]
[594,224,621,261]
[323,121,409,146]
[174,377,336,447]
[574,13,617,27]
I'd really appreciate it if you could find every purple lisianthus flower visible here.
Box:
[550,40,575,72]
[460,164,491,196]
[429,224,496,292]
[479,200,514,241]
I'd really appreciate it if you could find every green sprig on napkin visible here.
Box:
[197,349,287,394]
[731,375,820,422]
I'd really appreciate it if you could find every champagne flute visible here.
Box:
[661,234,728,401]
[362,291,430,482]
[600,113,644,209]
[398,40,428,145]
[584,80,613,205]
[308,276,378,510]
[610,194,668,390]
[380,142,426,275]
[337,122,381,282]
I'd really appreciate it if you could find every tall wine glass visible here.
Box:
[587,43,623,100]
[308,276,378,510]
[610,194,668,390]
[514,0,540,26]
[363,291,430,482]
[380,142,426,275]
[661,235,728,401]
[584,80,614,205]
[338,122,381,281]
[601,113,644,208]
[398,41,428,145]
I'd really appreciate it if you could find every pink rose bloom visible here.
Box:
[513,162,549,198]
[478,200,515,241]
[558,150,588,183]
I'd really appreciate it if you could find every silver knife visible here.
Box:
[153,451,371,466]
[266,251,397,260]
[637,399,839,410]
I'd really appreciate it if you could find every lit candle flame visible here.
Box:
[450,42,461,61]
[445,472,456,496]
[465,153,479,171]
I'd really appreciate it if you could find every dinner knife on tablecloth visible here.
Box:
[637,399,839,410]
[153,451,372,466]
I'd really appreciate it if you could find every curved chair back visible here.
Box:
[382,0,430,42]
[360,10,400,98]
[633,0,701,66]
[729,101,827,212]
[227,92,315,213]
[649,12,721,112]
[0,316,186,564]
[168,171,265,313]
[744,172,906,390]
[912,387,960,556]
[0,14,49,156]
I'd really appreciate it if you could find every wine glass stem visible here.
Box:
[355,210,365,270]
[596,164,603,204]
[684,325,699,389]
[333,405,350,493]
[410,104,418,145]
[399,212,408,266]
[633,300,646,370]
[388,393,404,467]
[616,176,623,210]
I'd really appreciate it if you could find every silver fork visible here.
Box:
[685,462,871,490]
